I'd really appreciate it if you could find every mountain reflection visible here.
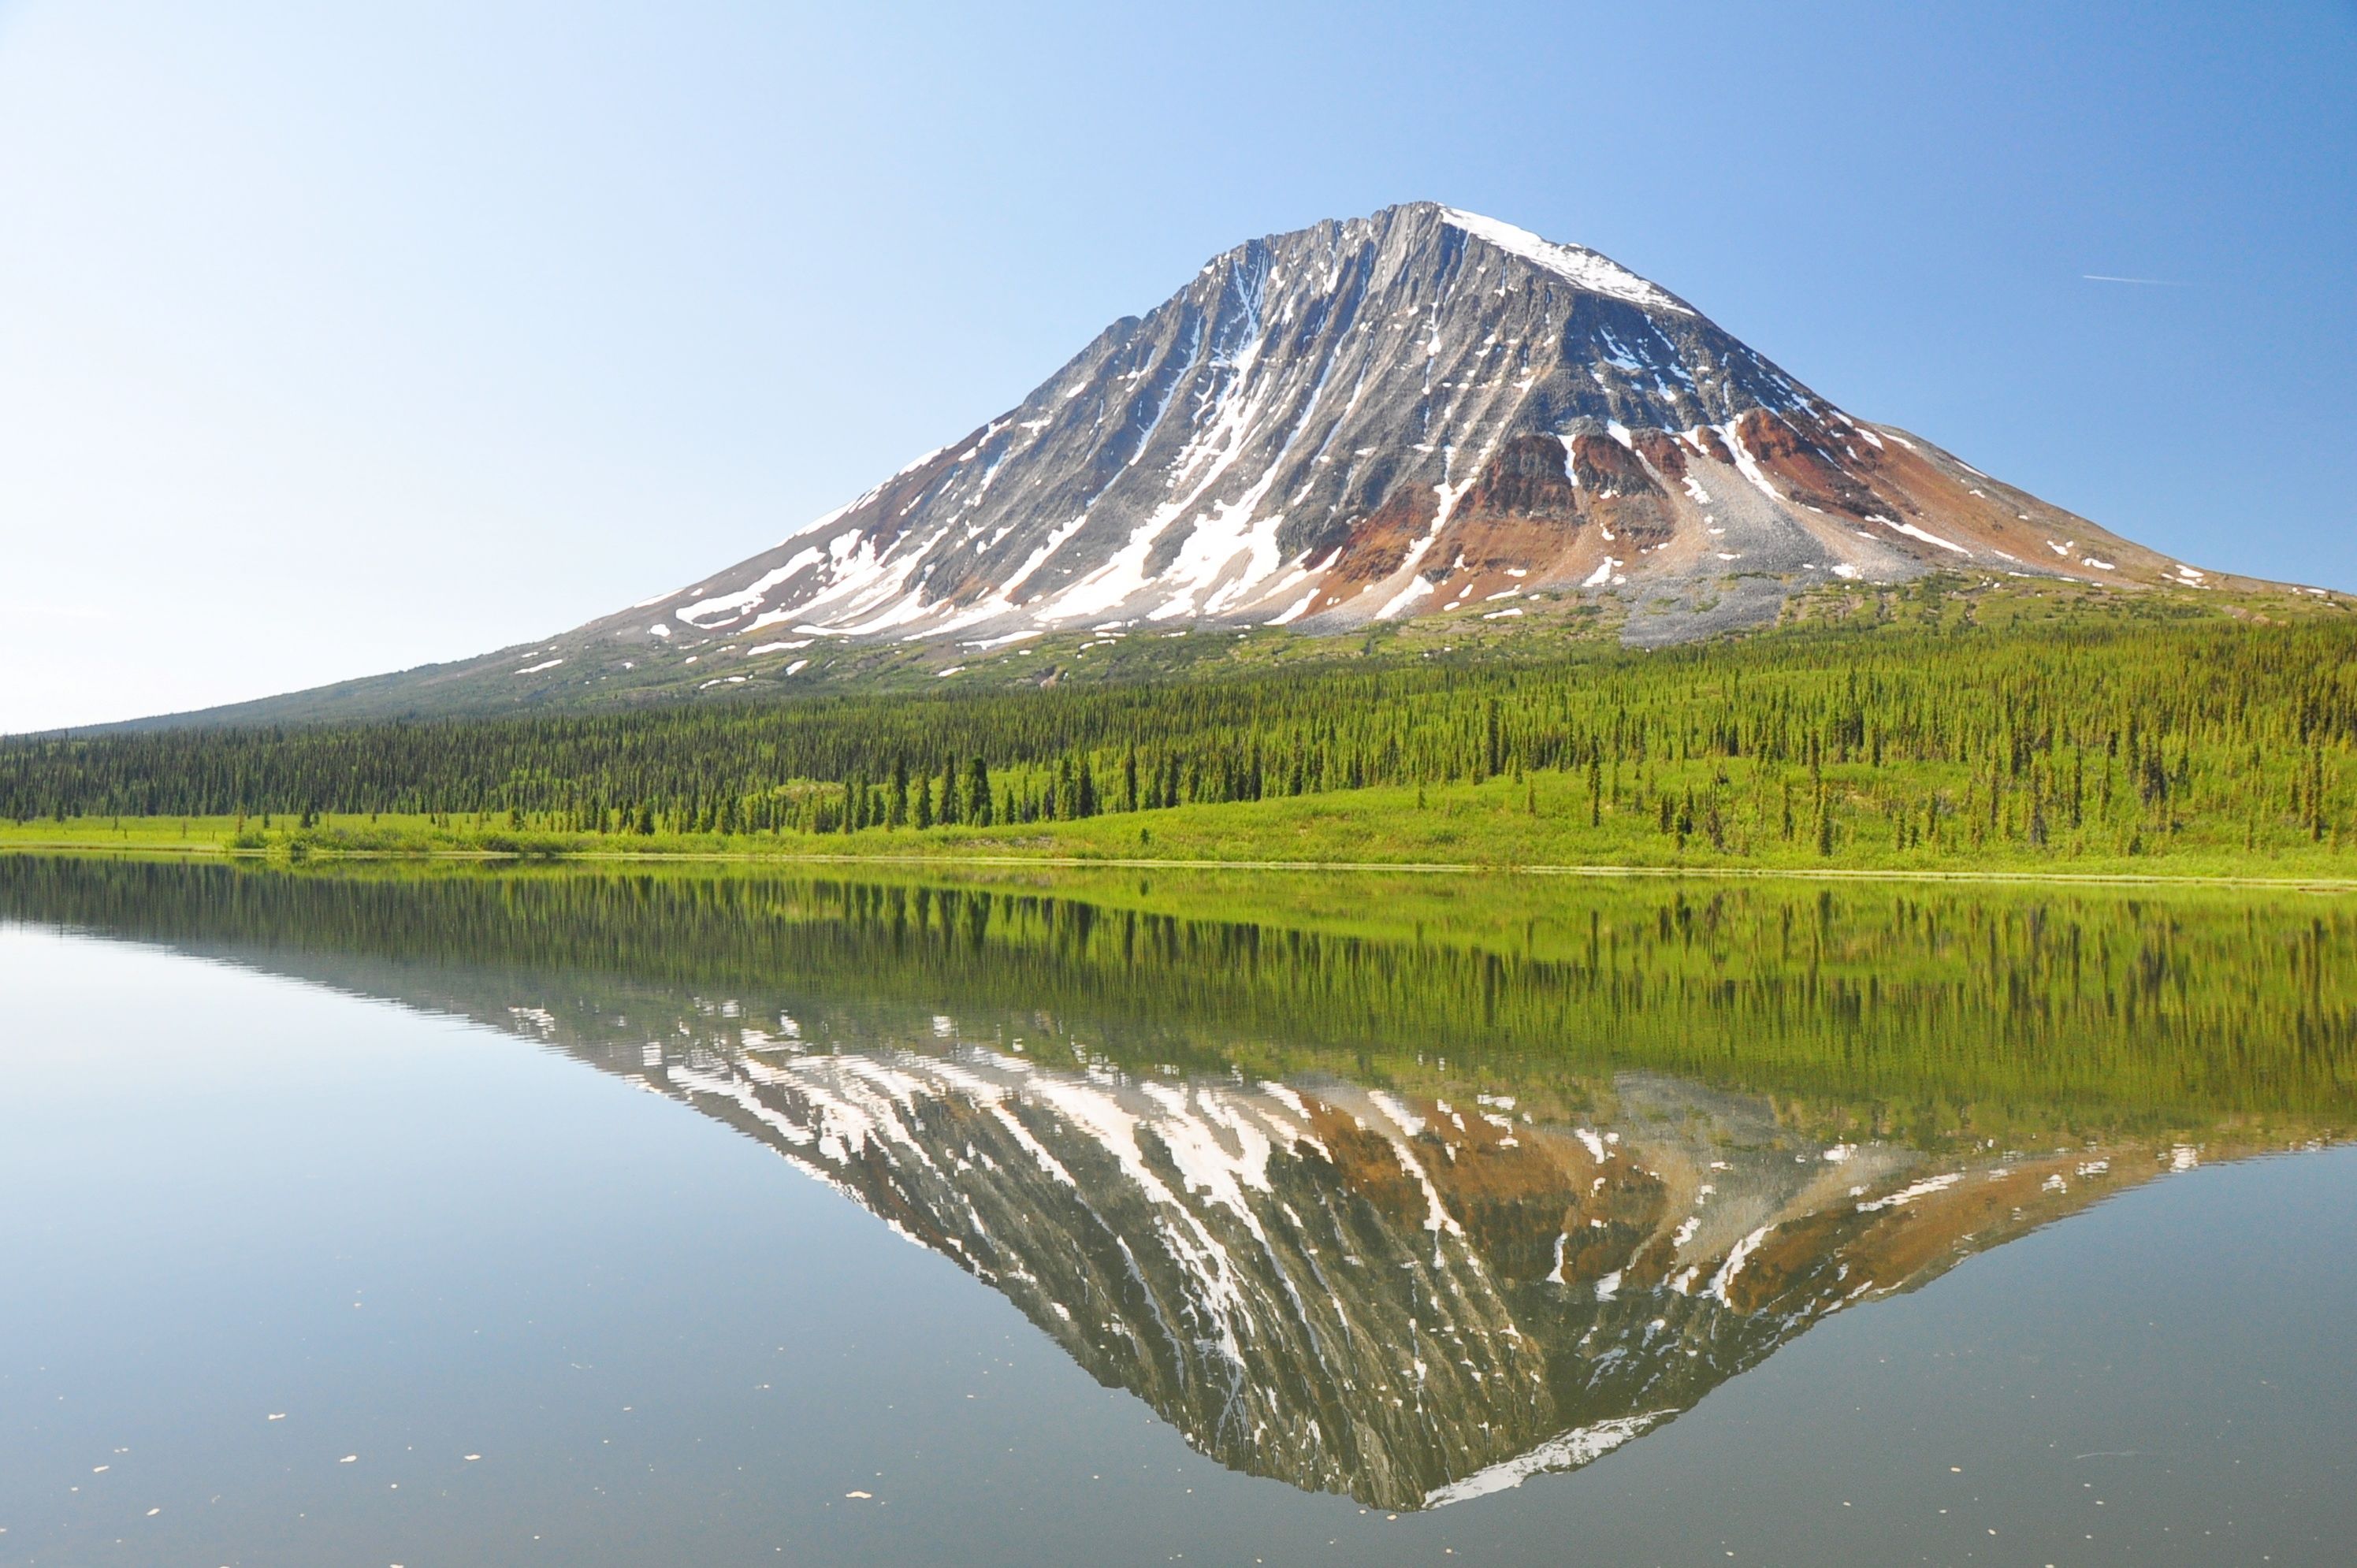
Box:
[4,857,2349,1508]
[608,1026,2229,1507]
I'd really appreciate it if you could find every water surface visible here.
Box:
[2,858,2352,1563]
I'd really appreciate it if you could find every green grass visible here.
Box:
[8,752,2354,886]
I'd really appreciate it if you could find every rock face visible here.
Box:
[586,202,2182,660]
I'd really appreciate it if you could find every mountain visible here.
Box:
[619,203,2179,638]
[122,201,2259,727]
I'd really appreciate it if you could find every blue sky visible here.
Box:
[2,0,2351,731]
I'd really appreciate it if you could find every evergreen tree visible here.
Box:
[966,756,993,827]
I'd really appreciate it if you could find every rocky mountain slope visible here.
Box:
[101,202,2289,729]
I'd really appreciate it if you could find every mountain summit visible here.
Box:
[611,203,2176,645]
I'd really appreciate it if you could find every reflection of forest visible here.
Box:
[3,856,2348,1507]
[10,856,2351,1127]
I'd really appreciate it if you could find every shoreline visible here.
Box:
[5,839,2352,894]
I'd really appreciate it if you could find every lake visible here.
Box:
[2,856,2352,1564]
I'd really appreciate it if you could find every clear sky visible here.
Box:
[2,1,2351,732]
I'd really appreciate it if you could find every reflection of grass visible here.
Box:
[10,759,2357,885]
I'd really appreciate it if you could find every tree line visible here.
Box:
[4,617,2353,856]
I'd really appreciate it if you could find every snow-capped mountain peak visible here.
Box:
[1437,206,1693,314]
[557,200,2173,671]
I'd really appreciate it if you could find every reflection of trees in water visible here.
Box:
[7,856,2353,1127]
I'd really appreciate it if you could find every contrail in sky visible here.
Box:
[2083,273,2187,286]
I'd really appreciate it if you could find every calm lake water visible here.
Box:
[2,857,2353,1565]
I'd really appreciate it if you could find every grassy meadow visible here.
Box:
[5,754,2355,885]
